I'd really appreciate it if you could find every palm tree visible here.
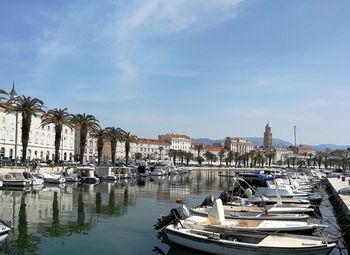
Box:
[71,114,100,164]
[204,151,215,166]
[6,96,44,162]
[218,149,225,167]
[123,132,137,165]
[185,151,194,165]
[315,152,324,168]
[195,156,204,166]
[226,151,234,166]
[41,108,73,164]
[105,127,125,164]
[194,144,203,157]
[264,150,276,167]
[168,149,177,165]
[90,128,106,165]
[0,88,8,109]
[177,150,186,164]
[234,152,240,167]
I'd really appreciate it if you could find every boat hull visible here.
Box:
[165,227,335,255]
[3,180,31,187]
[191,207,311,221]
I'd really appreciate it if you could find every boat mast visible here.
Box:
[294,125,297,154]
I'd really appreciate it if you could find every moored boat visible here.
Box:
[163,224,336,255]
[22,172,45,186]
[0,220,12,242]
[2,172,31,187]
[174,201,325,235]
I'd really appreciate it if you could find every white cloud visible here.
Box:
[113,0,246,88]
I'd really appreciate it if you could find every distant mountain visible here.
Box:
[192,137,293,147]
[192,137,350,152]
[192,138,224,146]
[313,144,350,152]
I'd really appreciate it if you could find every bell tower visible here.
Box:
[263,122,272,148]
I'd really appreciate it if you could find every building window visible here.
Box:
[9,149,13,159]
[0,147,5,157]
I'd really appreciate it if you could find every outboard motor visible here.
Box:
[200,195,215,207]
[154,205,190,230]
[219,192,231,204]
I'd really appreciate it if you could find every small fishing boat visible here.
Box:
[237,173,323,204]
[62,167,81,182]
[78,167,100,184]
[163,224,336,255]
[95,167,117,181]
[192,204,314,216]
[110,166,137,179]
[2,172,31,187]
[157,202,335,255]
[34,173,65,184]
[22,172,44,186]
[163,201,325,235]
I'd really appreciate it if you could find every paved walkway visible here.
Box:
[328,177,350,212]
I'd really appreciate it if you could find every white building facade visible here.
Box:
[0,109,75,161]
[224,137,255,154]
[158,134,192,152]
[134,138,170,160]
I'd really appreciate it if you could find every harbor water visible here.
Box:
[0,169,349,255]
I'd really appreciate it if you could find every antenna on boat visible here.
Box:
[294,125,297,154]
[237,178,268,214]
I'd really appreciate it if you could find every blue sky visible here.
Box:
[1,0,349,145]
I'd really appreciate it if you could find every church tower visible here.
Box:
[263,122,272,148]
[10,81,17,100]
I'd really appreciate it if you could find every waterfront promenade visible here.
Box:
[327,177,350,215]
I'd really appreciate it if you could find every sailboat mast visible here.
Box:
[294,125,297,154]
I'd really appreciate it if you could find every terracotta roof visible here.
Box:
[298,145,315,151]
[167,134,191,139]
[191,142,203,147]
[137,138,169,145]
[204,145,225,152]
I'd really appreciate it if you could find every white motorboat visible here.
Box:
[112,166,137,179]
[2,172,31,187]
[191,199,314,219]
[78,167,100,183]
[0,220,12,242]
[62,167,81,182]
[95,167,117,181]
[166,201,325,235]
[34,173,65,184]
[236,174,323,204]
[22,172,44,186]
[163,224,336,255]
[149,168,168,176]
[65,174,80,182]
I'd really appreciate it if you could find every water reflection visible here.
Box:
[0,170,346,254]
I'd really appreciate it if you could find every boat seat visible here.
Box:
[258,235,323,247]
[220,221,248,228]
[208,199,225,225]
